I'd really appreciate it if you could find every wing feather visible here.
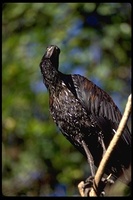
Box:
[71,74,131,145]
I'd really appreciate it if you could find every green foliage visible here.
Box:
[2,3,131,196]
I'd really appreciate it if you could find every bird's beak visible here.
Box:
[45,46,55,59]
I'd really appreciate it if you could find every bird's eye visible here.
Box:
[56,47,60,54]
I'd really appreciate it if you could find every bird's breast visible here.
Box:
[49,85,91,134]
[49,85,103,160]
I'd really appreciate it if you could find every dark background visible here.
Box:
[2,3,131,196]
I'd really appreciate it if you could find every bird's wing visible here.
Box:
[70,74,131,146]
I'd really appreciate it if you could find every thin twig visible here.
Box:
[89,94,132,196]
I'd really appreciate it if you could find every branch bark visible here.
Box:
[89,94,132,196]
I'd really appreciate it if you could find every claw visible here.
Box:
[82,175,114,196]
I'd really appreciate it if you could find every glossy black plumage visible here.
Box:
[40,45,131,183]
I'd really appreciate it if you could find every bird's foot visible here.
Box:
[83,176,94,196]
[83,176,105,196]
[83,175,114,196]
[78,176,94,197]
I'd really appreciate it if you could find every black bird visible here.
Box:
[40,45,131,184]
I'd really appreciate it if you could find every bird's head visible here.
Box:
[44,45,60,70]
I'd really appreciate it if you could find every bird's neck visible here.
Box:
[41,59,61,94]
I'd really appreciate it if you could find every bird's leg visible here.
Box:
[81,140,95,176]
[80,140,113,196]
[81,140,96,196]
[98,132,106,157]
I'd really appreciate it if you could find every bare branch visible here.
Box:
[89,94,132,196]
